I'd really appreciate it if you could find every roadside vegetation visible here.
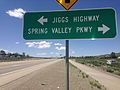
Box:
[70,64,106,90]
[0,50,31,62]
[89,80,103,90]
[72,52,120,76]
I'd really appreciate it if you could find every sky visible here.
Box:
[0,0,120,57]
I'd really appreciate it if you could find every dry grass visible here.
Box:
[70,64,106,90]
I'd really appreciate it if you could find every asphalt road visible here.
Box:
[0,59,61,87]
[70,60,120,90]
[0,59,65,90]
[0,60,52,75]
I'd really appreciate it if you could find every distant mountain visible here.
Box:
[116,52,120,57]
[97,52,120,58]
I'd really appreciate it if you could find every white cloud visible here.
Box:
[55,46,66,51]
[25,41,52,49]
[15,42,20,44]
[6,8,26,19]
[54,43,62,46]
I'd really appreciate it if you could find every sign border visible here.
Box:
[23,8,117,40]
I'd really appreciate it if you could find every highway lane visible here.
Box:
[0,59,61,86]
[0,59,53,75]
[0,60,65,90]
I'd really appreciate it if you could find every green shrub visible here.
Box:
[89,80,102,89]
[114,71,120,76]
[82,73,85,78]
[106,68,114,73]
[81,62,85,64]
[86,74,89,78]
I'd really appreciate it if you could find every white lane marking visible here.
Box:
[0,60,62,77]
[11,65,21,67]
[0,65,27,76]
[0,64,21,70]
[0,71,14,76]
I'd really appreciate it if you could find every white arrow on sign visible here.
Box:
[98,24,110,34]
[37,16,48,25]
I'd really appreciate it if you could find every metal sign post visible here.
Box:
[63,0,77,90]
[66,40,69,90]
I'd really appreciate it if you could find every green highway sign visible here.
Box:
[23,8,117,40]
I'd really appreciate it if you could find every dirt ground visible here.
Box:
[0,60,105,90]
[70,64,106,90]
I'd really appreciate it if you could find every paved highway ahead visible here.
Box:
[0,59,53,75]
[0,59,62,89]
